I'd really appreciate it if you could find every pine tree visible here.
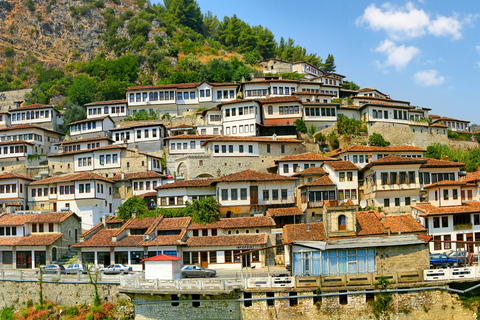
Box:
[322,53,336,73]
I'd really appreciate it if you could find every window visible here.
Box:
[442,216,449,228]
[272,190,278,200]
[248,145,253,153]
[281,145,285,153]
[231,189,238,201]
[263,190,269,201]
[384,198,389,207]
[267,105,273,115]
[339,172,345,182]
[434,236,442,250]
[395,198,400,207]
[381,173,388,185]
[225,251,232,263]
[433,217,440,228]
[443,189,449,200]
[347,172,352,181]
[444,235,451,250]
[281,189,287,200]
[240,189,247,200]
[239,145,244,153]
[221,189,228,201]
[405,197,411,206]
[266,144,271,153]
[283,164,289,174]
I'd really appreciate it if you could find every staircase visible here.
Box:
[57,248,78,265]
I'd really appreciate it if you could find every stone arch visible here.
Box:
[177,162,187,179]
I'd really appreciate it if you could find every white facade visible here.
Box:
[69,117,115,138]
[157,186,216,208]
[167,137,208,155]
[323,163,359,205]
[10,107,58,127]
[144,259,181,280]
[86,101,128,119]
[221,101,261,136]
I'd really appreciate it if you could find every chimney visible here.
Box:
[445,156,449,161]
[102,214,107,227]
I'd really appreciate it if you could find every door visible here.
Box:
[53,202,57,212]
[242,254,251,268]
[250,186,258,205]
[200,252,208,268]
[467,233,474,253]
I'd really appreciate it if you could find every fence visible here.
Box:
[0,269,121,283]
[120,274,243,291]
[424,266,478,281]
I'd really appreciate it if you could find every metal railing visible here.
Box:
[0,269,122,283]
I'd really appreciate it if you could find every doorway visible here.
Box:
[53,202,57,212]
[242,254,251,268]
[200,252,208,268]
[250,186,258,205]
[467,233,474,253]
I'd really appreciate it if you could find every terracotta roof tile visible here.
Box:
[383,215,426,233]
[218,170,297,182]
[30,172,113,185]
[0,173,34,181]
[266,207,303,217]
[430,123,447,128]
[189,216,275,230]
[363,154,427,169]
[258,96,301,104]
[324,160,358,171]
[186,234,268,247]
[356,211,386,235]
[436,117,469,123]
[356,211,425,235]
[0,141,34,146]
[143,233,186,246]
[84,99,127,106]
[301,175,335,187]
[128,82,202,91]
[155,178,216,190]
[283,223,326,243]
[156,217,191,230]
[109,120,165,131]
[413,202,480,216]
[462,171,480,183]
[11,104,55,111]
[72,228,117,247]
[0,124,63,136]
[164,134,218,140]
[424,180,466,189]
[276,152,336,162]
[292,166,327,176]
[80,222,104,238]
[421,158,465,168]
[17,233,63,246]
[0,212,77,225]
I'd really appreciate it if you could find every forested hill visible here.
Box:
[0,0,335,109]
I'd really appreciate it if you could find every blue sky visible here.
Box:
[151,1,480,123]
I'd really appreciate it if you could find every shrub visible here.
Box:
[3,47,15,58]
[26,0,35,11]
[308,125,317,138]
[294,119,307,133]
[327,131,339,150]
[369,133,390,147]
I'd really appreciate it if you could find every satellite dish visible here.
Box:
[360,199,367,209]
[183,195,189,203]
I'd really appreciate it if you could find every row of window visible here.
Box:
[183,250,259,265]
[0,134,43,142]
[130,91,175,103]
[192,229,217,237]
[115,132,130,142]
[225,124,255,135]
[279,106,300,115]
[433,233,479,251]
[88,106,125,116]
[444,121,467,130]
[283,163,317,174]
[12,110,51,121]
[214,144,253,154]
[0,145,26,155]
[339,172,354,182]
[220,188,290,202]
[304,107,336,117]
[0,226,17,237]
[224,106,256,118]
[78,157,92,167]
[209,115,221,122]
[31,223,55,233]
[70,121,99,132]
[272,86,294,95]
[338,189,357,201]
[136,129,158,139]
[304,190,336,203]
[0,184,19,194]
[433,189,459,201]
[383,197,411,207]
[133,180,158,191]
[379,172,416,185]
[200,127,220,135]
[171,141,205,150]
[99,154,119,165]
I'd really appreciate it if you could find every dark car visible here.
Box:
[42,264,66,274]
[429,254,456,269]
[181,265,216,278]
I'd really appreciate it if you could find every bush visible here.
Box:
[294,119,307,134]
[308,125,316,138]
[0,306,15,320]
[369,133,390,147]
[3,47,15,58]
[327,131,339,150]
[314,132,326,145]
[26,0,35,11]
[94,0,104,8]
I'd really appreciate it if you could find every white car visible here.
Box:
[99,264,132,274]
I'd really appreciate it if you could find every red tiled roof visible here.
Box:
[189,216,275,230]
[323,160,358,171]
[111,171,165,181]
[363,154,427,168]
[301,175,335,187]
[29,172,114,185]
[0,173,34,181]
[218,170,297,182]
[0,141,34,146]
[186,234,268,247]
[202,136,302,145]
[462,171,480,183]
[333,145,425,156]
[155,178,216,190]
[266,207,303,217]
[55,137,113,146]
[164,134,218,140]
[48,145,126,157]
[138,192,157,198]
[17,233,63,246]
[69,115,112,125]
[0,212,78,226]
[384,215,426,234]
[0,124,63,136]
[143,232,186,246]
[128,82,201,91]
[424,180,466,189]
[11,104,55,111]
[156,217,191,230]
[356,211,426,235]
[430,123,447,128]
[413,202,480,217]
[421,158,465,168]
[283,223,326,243]
[258,96,301,104]
[80,222,104,238]
[84,99,127,106]
[72,229,118,247]
[276,152,336,162]
[292,166,327,176]
[169,124,194,130]
[435,117,470,123]
[144,254,182,261]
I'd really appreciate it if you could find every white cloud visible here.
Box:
[476,46,480,54]
[356,2,464,40]
[413,70,445,86]
[375,40,420,70]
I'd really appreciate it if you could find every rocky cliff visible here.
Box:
[0,0,142,67]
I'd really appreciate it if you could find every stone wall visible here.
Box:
[376,243,429,274]
[0,280,128,309]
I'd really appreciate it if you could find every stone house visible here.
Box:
[258,58,293,74]
[0,211,81,269]
[292,61,324,79]
[284,209,428,276]
[110,171,165,201]
[28,172,115,230]
[432,116,470,132]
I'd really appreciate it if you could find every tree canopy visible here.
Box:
[369,133,391,147]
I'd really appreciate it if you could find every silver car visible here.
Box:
[181,265,216,278]
[99,264,132,274]
[65,263,87,274]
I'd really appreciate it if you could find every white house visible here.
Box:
[155,179,217,208]
[144,254,182,280]
[166,134,217,156]
[275,152,337,176]
[0,173,34,210]
[85,99,129,120]
[55,137,113,153]
[110,121,166,152]
[9,104,61,131]
[69,116,115,139]
[323,160,359,205]
[220,100,261,137]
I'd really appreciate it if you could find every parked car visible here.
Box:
[429,254,456,269]
[41,264,66,274]
[99,264,132,274]
[181,265,216,278]
[65,263,87,274]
